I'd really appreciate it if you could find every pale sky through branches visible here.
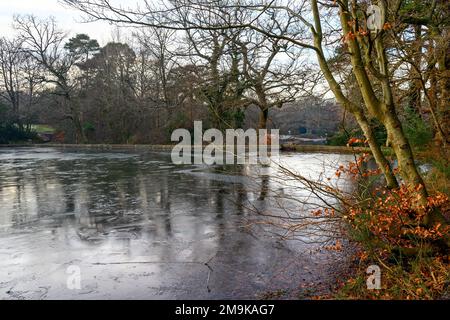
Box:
[0,0,122,44]
[0,0,332,98]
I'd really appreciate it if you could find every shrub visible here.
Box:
[332,152,450,299]
[328,119,387,146]
[403,108,433,148]
[0,124,37,144]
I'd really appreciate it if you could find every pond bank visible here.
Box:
[0,143,373,154]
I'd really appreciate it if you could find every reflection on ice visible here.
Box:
[0,147,354,299]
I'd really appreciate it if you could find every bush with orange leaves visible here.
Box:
[344,185,449,250]
[335,142,449,252]
[329,139,450,299]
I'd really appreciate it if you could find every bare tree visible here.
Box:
[134,28,177,106]
[235,26,316,129]
[13,15,86,143]
[0,38,24,126]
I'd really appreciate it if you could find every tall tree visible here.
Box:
[14,15,87,143]
[0,38,23,127]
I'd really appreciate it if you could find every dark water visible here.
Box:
[0,147,353,299]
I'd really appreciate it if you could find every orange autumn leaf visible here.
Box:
[383,22,392,30]
[346,137,363,146]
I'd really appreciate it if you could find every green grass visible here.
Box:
[30,124,56,133]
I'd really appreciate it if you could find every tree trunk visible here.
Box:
[354,110,398,188]
[382,108,427,194]
[437,35,450,144]
[67,99,87,144]
[74,119,86,144]
[258,107,268,129]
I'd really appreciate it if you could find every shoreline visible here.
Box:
[0,143,374,154]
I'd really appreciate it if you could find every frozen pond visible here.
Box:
[0,147,354,299]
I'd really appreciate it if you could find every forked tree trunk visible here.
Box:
[309,3,398,189]
[338,3,427,197]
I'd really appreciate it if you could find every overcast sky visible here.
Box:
[0,0,122,44]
